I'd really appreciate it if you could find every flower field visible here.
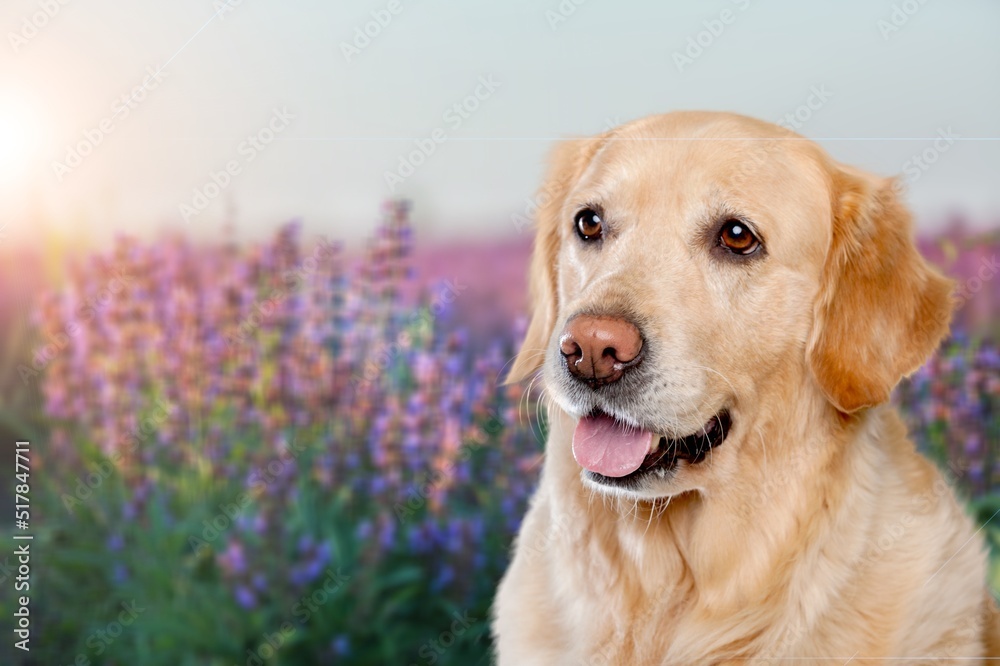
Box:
[1,203,998,665]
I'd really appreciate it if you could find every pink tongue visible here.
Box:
[572,414,655,477]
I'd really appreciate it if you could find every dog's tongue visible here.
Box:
[572,414,654,477]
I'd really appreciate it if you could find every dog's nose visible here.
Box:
[559,315,643,386]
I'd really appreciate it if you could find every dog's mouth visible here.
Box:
[574,409,732,487]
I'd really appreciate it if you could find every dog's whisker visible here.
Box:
[495,348,547,387]
[756,424,768,482]
[690,363,739,405]
[521,372,538,421]
[707,411,724,466]
[520,368,544,419]
[642,496,657,539]
[538,390,557,447]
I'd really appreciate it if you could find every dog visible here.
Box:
[493,111,1000,664]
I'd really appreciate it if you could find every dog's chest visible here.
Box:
[551,541,794,664]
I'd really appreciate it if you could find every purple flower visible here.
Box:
[331,634,350,656]
[234,585,256,610]
[379,520,396,550]
[432,565,454,591]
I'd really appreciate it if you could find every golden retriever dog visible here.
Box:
[493,111,1000,664]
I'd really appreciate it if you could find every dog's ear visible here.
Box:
[807,166,954,413]
[506,136,607,384]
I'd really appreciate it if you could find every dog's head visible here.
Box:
[509,112,952,500]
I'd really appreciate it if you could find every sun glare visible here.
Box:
[0,94,45,188]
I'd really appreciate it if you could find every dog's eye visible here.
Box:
[574,209,604,241]
[718,220,760,255]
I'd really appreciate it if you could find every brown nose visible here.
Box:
[559,315,643,386]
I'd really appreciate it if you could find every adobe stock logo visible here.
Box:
[545,0,590,31]
[672,0,753,73]
[339,0,407,63]
[897,127,960,189]
[383,76,501,192]
[178,107,295,222]
[775,85,833,131]
[7,0,72,53]
[51,65,168,181]
[408,611,477,665]
[877,0,932,40]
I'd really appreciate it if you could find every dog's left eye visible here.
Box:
[574,208,604,241]
[718,220,760,255]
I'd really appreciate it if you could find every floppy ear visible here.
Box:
[506,136,607,384]
[807,166,954,413]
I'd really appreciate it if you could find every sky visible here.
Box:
[0,0,998,248]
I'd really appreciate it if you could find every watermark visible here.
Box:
[723,85,829,194]
[408,611,476,666]
[238,567,351,666]
[51,65,168,182]
[12,540,31,651]
[734,445,814,522]
[226,236,337,345]
[754,618,809,665]
[518,504,589,564]
[237,624,296,666]
[188,493,255,557]
[179,107,295,221]
[393,409,503,521]
[512,116,620,234]
[60,398,173,512]
[339,0,405,62]
[383,75,501,192]
[13,441,32,651]
[859,455,971,569]
[348,277,468,390]
[775,85,833,131]
[212,0,243,20]
[545,0,591,31]
[672,0,753,73]
[511,177,569,235]
[19,267,135,384]
[189,438,309,556]
[877,0,932,40]
[586,592,676,665]
[73,600,146,661]
[7,0,72,53]
[954,255,1000,311]
[897,126,959,190]
[934,598,1000,660]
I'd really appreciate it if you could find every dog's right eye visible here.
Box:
[718,219,761,255]
[574,208,604,241]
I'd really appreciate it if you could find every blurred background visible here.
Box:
[0,1,998,664]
